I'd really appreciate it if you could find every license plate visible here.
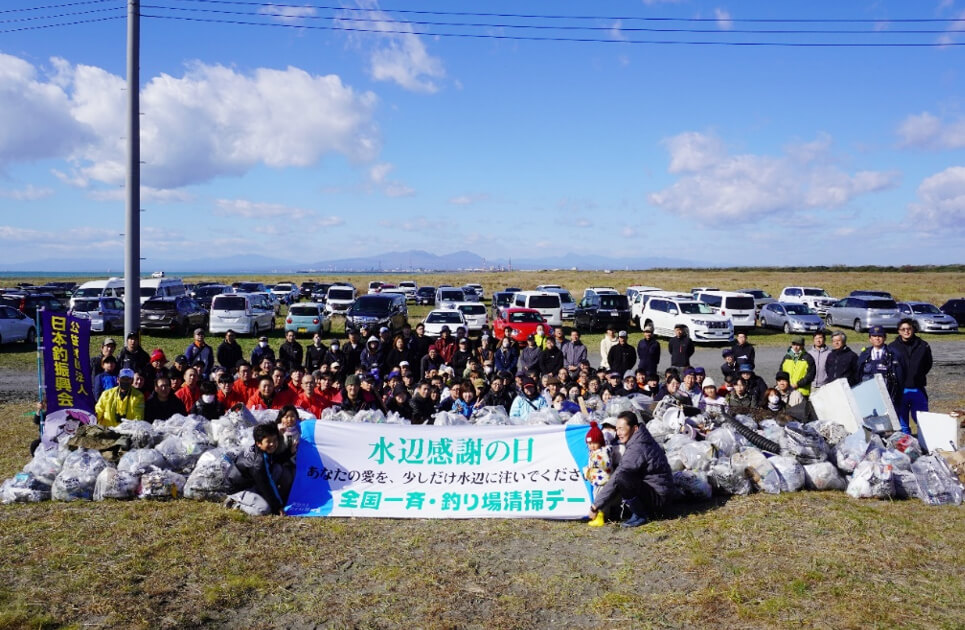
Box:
[297,327,307,333]
[148,314,160,320]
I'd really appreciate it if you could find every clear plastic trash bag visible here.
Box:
[911,455,963,506]
[524,408,563,425]
[473,406,511,426]
[811,419,851,448]
[113,420,157,449]
[433,411,469,426]
[769,455,806,492]
[846,451,895,500]
[23,447,64,486]
[184,448,242,501]
[708,459,753,496]
[118,448,169,476]
[835,431,871,474]
[781,422,829,465]
[93,466,140,501]
[0,472,51,503]
[224,490,272,516]
[679,441,715,472]
[138,469,186,500]
[673,470,713,501]
[51,448,108,501]
[886,432,923,463]
[803,462,847,491]
[706,427,739,458]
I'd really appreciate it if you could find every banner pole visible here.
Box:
[35,307,44,439]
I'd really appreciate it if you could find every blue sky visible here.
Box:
[1,0,964,267]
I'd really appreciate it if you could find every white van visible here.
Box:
[512,291,562,327]
[696,291,757,329]
[325,285,357,316]
[436,287,466,308]
[70,277,125,309]
[209,293,275,336]
[137,277,186,305]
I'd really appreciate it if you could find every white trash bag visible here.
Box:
[224,490,272,516]
[93,466,140,501]
[51,448,108,501]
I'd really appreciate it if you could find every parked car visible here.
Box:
[640,296,733,343]
[0,305,37,345]
[503,287,522,294]
[70,277,124,309]
[778,287,837,316]
[464,283,485,301]
[689,287,720,299]
[137,276,186,305]
[140,296,208,334]
[192,284,231,309]
[511,291,562,327]
[0,293,67,319]
[574,292,631,332]
[69,297,125,333]
[940,298,965,326]
[422,309,468,338]
[270,283,298,305]
[367,281,384,295]
[325,285,357,316]
[299,281,318,300]
[414,286,436,306]
[492,308,551,343]
[285,302,332,337]
[209,293,275,336]
[491,291,515,320]
[234,281,269,294]
[825,297,901,332]
[734,288,777,313]
[542,287,576,320]
[630,290,691,328]
[459,286,481,303]
[345,294,408,335]
[436,287,467,308]
[695,291,757,330]
[897,301,959,333]
[310,283,333,303]
[454,302,488,333]
[398,280,418,300]
[758,302,826,334]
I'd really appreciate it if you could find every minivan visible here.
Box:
[69,296,125,333]
[137,277,186,305]
[209,293,276,336]
[325,285,358,315]
[70,277,125,308]
[454,302,488,332]
[696,291,757,329]
[345,293,408,334]
[436,287,466,308]
[512,291,562,327]
[825,297,901,332]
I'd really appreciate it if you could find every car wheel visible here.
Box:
[826,314,833,327]
[25,328,36,345]
[853,319,863,332]
[783,322,791,334]
[760,317,767,329]
[270,317,276,331]
[252,323,259,337]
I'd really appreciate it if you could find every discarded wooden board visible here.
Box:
[917,412,960,454]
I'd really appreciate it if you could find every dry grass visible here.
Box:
[0,399,963,629]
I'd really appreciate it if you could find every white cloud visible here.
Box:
[368,161,415,197]
[0,54,380,190]
[0,185,53,200]
[338,2,446,93]
[907,166,965,232]
[258,4,317,23]
[715,8,733,30]
[609,20,629,42]
[449,193,491,206]
[621,226,637,238]
[897,111,965,150]
[648,131,899,223]
[377,216,446,231]
[88,187,195,203]
[937,9,965,45]
[214,198,313,220]
[0,225,121,251]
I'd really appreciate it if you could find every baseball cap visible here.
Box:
[175,354,188,364]
[258,336,268,342]
[102,337,116,346]
[193,328,205,336]
[344,374,360,387]
[790,336,804,346]
[126,332,138,340]
[118,368,135,379]
[739,363,754,373]
[380,326,390,334]
[694,367,705,376]
[868,325,886,337]
[618,330,628,338]
[702,377,717,389]
[775,371,791,381]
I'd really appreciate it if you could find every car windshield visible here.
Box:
[349,297,393,315]
[529,295,560,309]
[71,300,100,312]
[214,297,247,310]
[417,287,435,295]
[679,302,714,315]
[440,290,464,301]
[139,287,159,297]
[600,295,629,309]
[143,300,176,311]
[508,311,544,323]
[74,287,104,298]
[459,305,486,315]
[427,312,464,324]
[745,290,771,299]
[195,286,225,297]
[273,285,291,292]
[556,292,574,304]
[329,289,354,300]
[785,304,812,315]
[289,305,320,317]
[495,294,513,306]
[912,303,941,314]
[867,299,898,309]
[803,289,830,297]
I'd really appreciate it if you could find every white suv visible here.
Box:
[630,290,688,329]
[779,286,837,316]
[695,291,757,330]
[641,296,734,343]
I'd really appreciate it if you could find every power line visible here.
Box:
[0,7,124,24]
[139,13,965,46]
[0,14,123,32]
[140,4,965,35]
[149,0,965,24]
[0,0,121,15]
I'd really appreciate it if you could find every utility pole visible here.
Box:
[124,0,141,337]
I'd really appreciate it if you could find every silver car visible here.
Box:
[825,297,901,332]
[69,297,125,333]
[758,302,825,334]
[897,301,959,333]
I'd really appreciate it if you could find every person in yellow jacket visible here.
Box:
[779,337,816,400]
[94,368,145,427]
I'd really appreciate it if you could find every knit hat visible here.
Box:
[585,422,605,446]
[150,349,167,364]
[702,377,717,389]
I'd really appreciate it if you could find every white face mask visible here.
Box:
[502,340,510,348]
[602,428,616,442]
[484,366,492,374]
[768,394,780,404]
[259,341,268,348]
[202,394,216,404]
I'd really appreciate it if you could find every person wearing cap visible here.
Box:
[889,317,933,435]
[91,337,117,377]
[93,354,120,401]
[184,328,215,379]
[826,331,859,386]
[680,368,699,403]
[807,331,831,389]
[509,376,549,419]
[419,345,443,380]
[731,331,756,370]
[216,330,244,373]
[432,327,457,364]
[697,377,725,412]
[635,325,661,375]
[599,325,618,371]
[561,329,588,374]
[250,334,275,368]
[149,347,167,372]
[693,366,707,390]
[385,383,413,420]
[856,326,904,405]
[640,372,660,398]
[738,364,768,404]
[604,371,625,396]
[588,410,673,528]
[333,374,375,414]
[773,372,801,407]
[720,348,739,381]
[542,375,563,406]
[583,422,612,527]
[279,329,304,371]
[378,326,393,349]
[606,331,636,378]
[779,336,817,400]
[94,367,145,426]
[538,336,564,377]
[622,371,639,395]
[667,325,695,368]
[118,331,151,374]
[145,373,188,422]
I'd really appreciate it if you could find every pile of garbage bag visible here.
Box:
[1,395,962,510]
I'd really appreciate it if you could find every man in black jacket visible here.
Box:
[279,330,304,370]
[409,380,436,424]
[118,332,151,374]
[667,325,695,368]
[216,329,243,372]
[305,333,328,372]
[826,331,859,385]
[588,410,673,527]
[144,375,187,422]
[636,326,661,374]
[607,331,636,377]
[538,337,564,377]
[889,318,933,435]
[731,331,756,369]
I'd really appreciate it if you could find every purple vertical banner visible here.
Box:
[42,310,94,414]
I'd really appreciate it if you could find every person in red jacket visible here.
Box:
[247,375,288,411]
[432,326,457,364]
[175,367,201,411]
[217,373,247,410]
[294,373,326,418]
[315,372,339,411]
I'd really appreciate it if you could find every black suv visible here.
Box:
[0,293,67,318]
[575,293,631,332]
[140,296,208,334]
[345,294,408,335]
[940,298,965,326]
